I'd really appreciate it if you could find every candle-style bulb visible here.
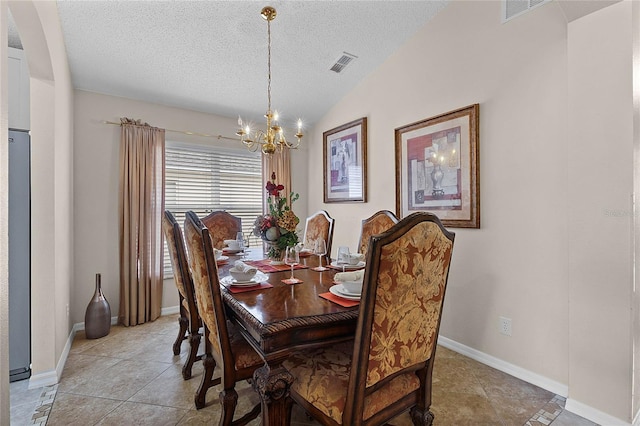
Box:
[238,116,243,126]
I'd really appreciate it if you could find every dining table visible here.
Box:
[217,246,363,426]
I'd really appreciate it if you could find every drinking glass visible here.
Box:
[337,246,350,272]
[284,246,300,281]
[236,231,244,252]
[241,232,250,258]
[313,239,328,271]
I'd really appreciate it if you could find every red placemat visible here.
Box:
[281,278,303,285]
[319,292,360,307]
[224,283,273,294]
[245,259,308,273]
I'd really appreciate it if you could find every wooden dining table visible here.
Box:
[217,247,361,426]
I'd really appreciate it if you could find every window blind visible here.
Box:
[164,142,263,276]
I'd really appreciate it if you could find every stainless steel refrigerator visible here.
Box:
[8,129,31,382]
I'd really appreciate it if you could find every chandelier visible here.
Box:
[236,6,303,155]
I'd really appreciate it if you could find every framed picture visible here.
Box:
[395,104,479,228]
[323,117,367,203]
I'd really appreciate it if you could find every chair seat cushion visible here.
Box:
[283,342,420,424]
[227,321,263,371]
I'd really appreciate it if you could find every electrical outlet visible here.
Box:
[66,304,70,317]
[499,316,512,336]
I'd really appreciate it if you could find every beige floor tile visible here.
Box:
[46,393,122,425]
[64,358,171,400]
[56,353,122,393]
[9,313,599,426]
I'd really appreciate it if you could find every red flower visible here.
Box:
[266,172,284,197]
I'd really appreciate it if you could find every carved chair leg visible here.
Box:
[173,316,189,355]
[195,354,221,409]
[182,332,201,380]
[218,388,238,426]
[409,406,434,426]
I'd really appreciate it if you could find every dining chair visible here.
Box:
[183,211,262,425]
[283,212,455,426]
[161,210,202,380]
[201,210,242,250]
[302,210,335,260]
[357,210,399,256]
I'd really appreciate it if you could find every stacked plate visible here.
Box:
[220,272,268,287]
[329,284,361,300]
[330,261,365,270]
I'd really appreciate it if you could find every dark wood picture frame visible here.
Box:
[323,117,367,203]
[395,104,479,228]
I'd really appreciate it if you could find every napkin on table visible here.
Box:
[334,270,364,282]
[233,260,257,274]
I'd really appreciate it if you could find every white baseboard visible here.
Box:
[161,305,180,316]
[438,336,569,396]
[565,398,630,426]
[27,370,58,390]
[438,336,636,425]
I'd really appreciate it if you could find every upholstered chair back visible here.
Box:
[344,212,455,423]
[201,210,242,249]
[357,210,399,256]
[162,211,193,306]
[183,211,231,370]
[303,210,335,257]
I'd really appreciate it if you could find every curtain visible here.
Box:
[262,148,292,213]
[118,118,165,326]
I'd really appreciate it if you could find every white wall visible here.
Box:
[309,0,634,423]
[72,90,309,324]
[567,1,634,421]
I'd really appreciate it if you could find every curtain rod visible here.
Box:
[102,120,238,142]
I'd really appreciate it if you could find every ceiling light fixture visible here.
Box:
[236,6,302,155]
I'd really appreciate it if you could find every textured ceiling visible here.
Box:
[52,0,448,127]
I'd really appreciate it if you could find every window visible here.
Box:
[164,142,263,276]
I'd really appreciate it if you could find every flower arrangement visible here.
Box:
[253,172,300,260]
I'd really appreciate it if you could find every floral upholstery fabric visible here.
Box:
[283,342,420,424]
[162,216,189,303]
[201,211,241,250]
[304,213,331,248]
[183,219,224,362]
[358,213,397,256]
[366,221,453,387]
[227,321,263,370]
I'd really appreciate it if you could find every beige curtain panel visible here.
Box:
[118,118,165,326]
[262,148,292,213]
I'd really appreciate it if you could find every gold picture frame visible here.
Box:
[323,117,368,203]
[395,104,479,228]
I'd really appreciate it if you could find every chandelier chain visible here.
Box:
[267,17,272,113]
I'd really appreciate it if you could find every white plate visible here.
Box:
[220,272,268,287]
[329,284,361,301]
[334,282,362,296]
[216,255,229,263]
[330,261,365,270]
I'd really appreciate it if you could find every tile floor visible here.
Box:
[9,314,598,425]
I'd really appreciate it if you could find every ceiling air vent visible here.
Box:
[502,0,550,23]
[329,52,357,74]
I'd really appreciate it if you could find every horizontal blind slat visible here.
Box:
[163,142,263,276]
